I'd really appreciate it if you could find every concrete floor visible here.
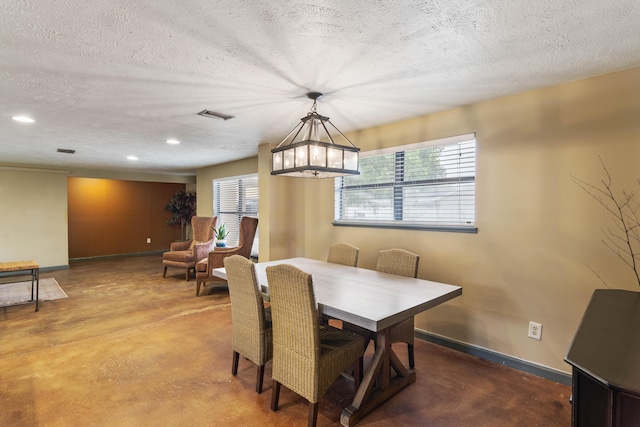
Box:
[0,255,572,426]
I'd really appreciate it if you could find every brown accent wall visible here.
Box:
[68,177,185,258]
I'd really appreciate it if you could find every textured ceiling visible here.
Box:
[2,0,640,175]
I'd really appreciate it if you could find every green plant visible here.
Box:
[213,223,230,240]
[166,190,197,239]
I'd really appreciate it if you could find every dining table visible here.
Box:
[213,257,462,426]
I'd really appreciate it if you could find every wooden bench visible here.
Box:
[0,260,40,311]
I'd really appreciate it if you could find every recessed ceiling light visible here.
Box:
[127,155,138,161]
[12,115,35,123]
[166,139,180,145]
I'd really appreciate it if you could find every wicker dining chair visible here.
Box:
[342,248,420,368]
[324,242,360,326]
[376,248,420,369]
[327,242,359,267]
[266,264,364,427]
[224,255,273,393]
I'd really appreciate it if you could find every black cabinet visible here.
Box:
[565,289,640,427]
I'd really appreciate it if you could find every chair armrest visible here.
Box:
[193,239,216,263]
[170,240,192,251]
[206,245,242,269]
[196,258,208,273]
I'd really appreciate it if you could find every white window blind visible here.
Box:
[334,134,476,232]
[213,174,259,256]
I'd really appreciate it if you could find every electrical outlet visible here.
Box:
[146,237,151,244]
[528,321,542,340]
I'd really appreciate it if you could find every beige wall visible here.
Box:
[198,67,640,374]
[0,167,69,268]
[296,67,640,373]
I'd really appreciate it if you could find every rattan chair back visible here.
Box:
[376,248,419,368]
[327,242,359,267]
[376,248,419,278]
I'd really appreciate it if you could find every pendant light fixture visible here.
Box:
[271,92,360,178]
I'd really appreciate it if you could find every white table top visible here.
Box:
[214,257,462,333]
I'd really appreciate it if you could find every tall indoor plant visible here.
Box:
[166,190,197,240]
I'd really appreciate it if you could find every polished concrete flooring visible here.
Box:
[0,255,571,426]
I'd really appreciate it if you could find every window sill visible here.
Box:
[332,221,478,234]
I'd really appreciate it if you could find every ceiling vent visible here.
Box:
[57,148,76,154]
[197,109,234,120]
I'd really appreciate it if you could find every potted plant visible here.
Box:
[213,223,230,247]
[166,190,197,240]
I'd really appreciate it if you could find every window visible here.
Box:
[213,174,259,256]
[334,133,476,232]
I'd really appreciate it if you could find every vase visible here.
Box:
[215,239,226,247]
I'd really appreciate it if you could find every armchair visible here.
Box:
[162,216,217,281]
[195,216,258,296]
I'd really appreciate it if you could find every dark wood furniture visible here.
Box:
[213,257,462,426]
[0,260,40,311]
[565,289,640,427]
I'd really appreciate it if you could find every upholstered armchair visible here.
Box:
[195,216,258,296]
[162,216,217,281]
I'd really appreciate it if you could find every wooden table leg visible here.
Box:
[340,327,416,426]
